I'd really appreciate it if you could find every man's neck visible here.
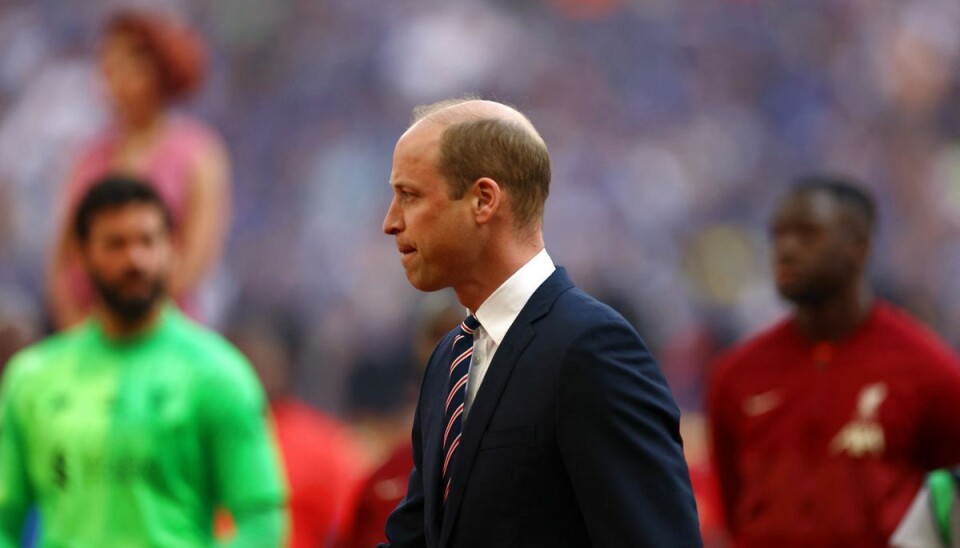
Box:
[98,304,165,339]
[794,284,873,342]
[456,240,544,312]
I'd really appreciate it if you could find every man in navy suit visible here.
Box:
[381,98,701,547]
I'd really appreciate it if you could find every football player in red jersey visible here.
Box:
[708,175,960,547]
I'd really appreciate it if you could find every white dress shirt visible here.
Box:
[464,248,556,416]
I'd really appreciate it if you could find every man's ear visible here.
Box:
[471,177,501,225]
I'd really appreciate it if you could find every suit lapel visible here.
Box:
[438,268,574,547]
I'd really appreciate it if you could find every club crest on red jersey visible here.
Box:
[830,382,887,457]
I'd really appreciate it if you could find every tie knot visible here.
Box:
[461,315,480,334]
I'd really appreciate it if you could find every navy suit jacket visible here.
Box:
[382,268,702,547]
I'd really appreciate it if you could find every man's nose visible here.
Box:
[125,242,152,267]
[773,236,799,262]
[383,198,402,235]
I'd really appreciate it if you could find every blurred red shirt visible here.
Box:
[272,399,364,548]
[708,302,960,547]
[338,443,413,548]
[687,459,726,546]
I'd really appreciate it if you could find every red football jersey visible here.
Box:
[708,302,960,547]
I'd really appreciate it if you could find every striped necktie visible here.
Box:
[442,315,479,505]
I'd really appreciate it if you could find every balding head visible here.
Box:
[413,99,544,140]
[407,98,551,230]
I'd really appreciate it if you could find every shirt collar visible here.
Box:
[472,248,556,345]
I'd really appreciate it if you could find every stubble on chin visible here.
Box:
[92,275,167,324]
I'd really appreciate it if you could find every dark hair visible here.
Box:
[102,9,207,102]
[74,175,173,241]
[790,174,877,237]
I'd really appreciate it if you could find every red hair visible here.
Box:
[102,9,208,102]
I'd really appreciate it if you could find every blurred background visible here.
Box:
[1,0,960,544]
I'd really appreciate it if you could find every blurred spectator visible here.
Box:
[337,295,461,548]
[229,313,365,548]
[342,358,418,473]
[46,7,229,329]
[707,177,960,547]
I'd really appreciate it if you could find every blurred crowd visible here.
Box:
[2,0,960,545]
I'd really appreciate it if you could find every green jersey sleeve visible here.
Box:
[0,353,35,547]
[197,344,288,547]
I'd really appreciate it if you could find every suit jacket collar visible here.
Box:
[473,248,555,346]
[438,267,575,547]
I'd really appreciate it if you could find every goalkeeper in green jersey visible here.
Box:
[0,176,288,547]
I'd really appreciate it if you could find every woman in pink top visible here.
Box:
[47,9,230,328]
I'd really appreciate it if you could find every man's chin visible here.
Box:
[90,274,167,325]
[105,298,158,323]
[777,285,820,306]
[98,288,166,324]
[405,272,445,293]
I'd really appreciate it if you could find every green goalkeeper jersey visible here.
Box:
[0,306,288,547]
